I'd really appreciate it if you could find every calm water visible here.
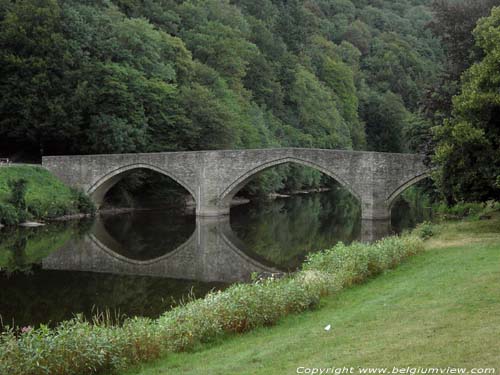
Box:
[0,189,427,328]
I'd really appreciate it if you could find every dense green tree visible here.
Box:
[428,0,500,80]
[0,0,72,155]
[182,21,258,89]
[341,19,371,55]
[433,6,500,203]
[0,0,189,154]
[362,32,429,110]
[287,65,351,149]
[360,90,409,153]
[425,0,500,121]
[275,0,317,54]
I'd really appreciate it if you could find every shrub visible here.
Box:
[0,317,163,375]
[415,221,435,239]
[304,235,424,286]
[0,203,19,225]
[434,202,483,219]
[433,201,500,221]
[7,178,28,210]
[72,189,96,216]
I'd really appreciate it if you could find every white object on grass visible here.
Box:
[324,324,331,331]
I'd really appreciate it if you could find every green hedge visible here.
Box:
[0,235,424,375]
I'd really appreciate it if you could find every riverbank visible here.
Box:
[125,211,500,374]
[0,166,94,226]
[0,227,424,374]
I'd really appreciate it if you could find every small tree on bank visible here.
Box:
[8,178,28,211]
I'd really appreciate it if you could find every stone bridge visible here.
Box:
[42,148,430,221]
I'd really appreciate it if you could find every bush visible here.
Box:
[433,201,500,221]
[0,317,162,375]
[0,203,19,225]
[7,178,28,210]
[303,236,424,285]
[415,221,435,239]
[72,189,96,216]
[0,235,424,374]
[434,202,483,219]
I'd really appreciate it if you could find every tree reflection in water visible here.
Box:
[231,184,361,270]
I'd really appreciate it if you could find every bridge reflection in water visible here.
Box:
[42,216,278,283]
[42,216,390,282]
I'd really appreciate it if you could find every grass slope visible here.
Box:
[0,165,93,223]
[126,215,500,374]
[0,165,75,207]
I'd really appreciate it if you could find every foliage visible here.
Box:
[432,6,500,203]
[414,221,435,239]
[8,179,28,210]
[407,0,500,161]
[432,200,500,220]
[360,90,409,152]
[0,0,447,195]
[73,189,96,216]
[422,0,500,154]
[427,0,500,81]
[0,202,19,226]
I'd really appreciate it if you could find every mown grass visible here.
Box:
[0,165,94,224]
[124,213,500,375]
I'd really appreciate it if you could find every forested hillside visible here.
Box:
[0,0,442,156]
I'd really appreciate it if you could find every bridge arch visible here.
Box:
[218,156,361,209]
[87,163,196,207]
[386,171,432,209]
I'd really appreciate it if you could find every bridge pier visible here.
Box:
[361,198,391,221]
[360,219,392,242]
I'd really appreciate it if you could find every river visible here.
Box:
[0,188,429,328]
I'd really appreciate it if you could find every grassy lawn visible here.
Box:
[0,165,93,223]
[0,165,75,205]
[126,215,500,375]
